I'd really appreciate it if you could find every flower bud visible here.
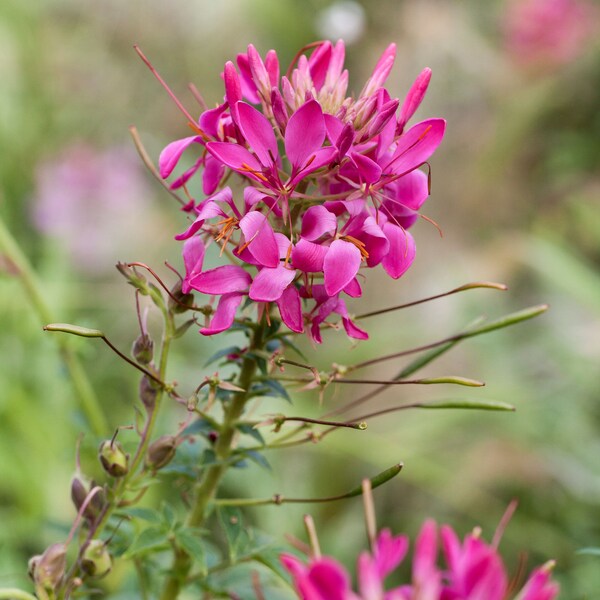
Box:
[115,262,148,294]
[132,333,154,365]
[98,440,129,478]
[146,435,177,470]
[139,375,159,410]
[169,280,195,314]
[31,543,67,592]
[71,477,105,522]
[81,540,112,578]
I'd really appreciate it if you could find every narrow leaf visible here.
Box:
[204,346,241,367]
[123,527,168,557]
[461,304,549,338]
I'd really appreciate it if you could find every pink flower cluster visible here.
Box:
[281,520,559,600]
[160,41,445,340]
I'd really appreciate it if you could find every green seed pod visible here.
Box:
[169,280,195,314]
[81,540,112,578]
[32,543,67,592]
[132,333,154,365]
[146,435,177,470]
[98,440,129,478]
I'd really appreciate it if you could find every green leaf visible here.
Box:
[161,503,177,529]
[279,336,307,360]
[175,529,206,572]
[461,304,549,338]
[253,547,292,583]
[261,379,292,402]
[43,323,104,338]
[236,423,265,445]
[218,507,247,561]
[123,527,168,558]
[116,507,162,525]
[204,346,241,367]
[419,399,515,411]
[241,449,271,471]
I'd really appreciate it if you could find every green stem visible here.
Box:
[0,214,107,435]
[0,590,38,600]
[159,323,266,600]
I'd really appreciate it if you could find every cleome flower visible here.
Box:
[281,520,559,600]
[158,40,446,340]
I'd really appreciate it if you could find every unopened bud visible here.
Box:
[31,543,67,592]
[169,280,195,314]
[139,375,159,409]
[81,540,112,578]
[115,262,148,293]
[71,477,104,522]
[98,440,129,478]
[146,435,177,470]
[132,333,154,365]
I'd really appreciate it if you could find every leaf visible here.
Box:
[175,529,206,572]
[252,379,292,403]
[123,527,168,558]
[577,547,600,557]
[254,547,294,583]
[182,418,216,437]
[241,449,271,471]
[236,423,265,445]
[204,346,241,367]
[43,323,104,338]
[461,304,549,338]
[161,503,177,529]
[173,319,195,339]
[218,507,247,561]
[279,336,307,360]
[419,399,515,411]
[116,507,162,525]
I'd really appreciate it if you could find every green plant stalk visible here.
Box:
[0,589,39,600]
[159,323,266,600]
[0,214,108,435]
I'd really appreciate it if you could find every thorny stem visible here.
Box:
[159,322,267,600]
[0,213,108,436]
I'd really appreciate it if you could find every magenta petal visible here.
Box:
[200,293,243,335]
[301,205,337,241]
[306,558,353,600]
[354,215,389,267]
[276,285,304,333]
[308,41,332,90]
[189,265,251,295]
[292,238,328,273]
[159,136,202,178]
[351,151,382,184]
[285,100,326,169]
[392,169,429,211]
[343,277,362,298]
[398,68,432,132]
[239,211,279,268]
[274,233,292,259]
[374,530,409,578]
[181,236,206,294]
[249,265,296,302]
[324,113,345,145]
[170,157,202,189]
[236,53,260,104]
[206,141,262,178]
[289,146,337,188]
[343,316,369,340]
[413,520,438,580]
[199,102,228,139]
[236,101,279,167]
[324,239,362,296]
[385,119,446,176]
[202,154,225,195]
[381,224,416,279]
[174,196,227,241]
[223,62,242,121]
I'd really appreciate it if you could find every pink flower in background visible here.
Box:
[31,144,151,273]
[504,0,598,69]
[281,521,559,600]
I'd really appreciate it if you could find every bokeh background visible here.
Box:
[1,0,599,597]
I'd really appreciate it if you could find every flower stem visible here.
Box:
[0,214,108,436]
[159,322,266,600]
[0,590,38,600]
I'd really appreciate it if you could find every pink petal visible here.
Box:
[182,236,206,294]
[271,88,288,134]
[174,199,225,241]
[274,233,292,259]
[385,119,446,176]
[343,277,362,298]
[170,157,203,189]
[247,44,271,96]
[200,292,243,335]
[381,224,416,279]
[292,238,328,273]
[352,215,390,267]
[301,205,338,241]
[517,564,560,600]
[276,285,304,333]
[288,146,337,188]
[368,43,397,91]
[324,239,362,296]
[199,102,228,139]
[324,113,345,145]
[189,265,251,295]
[223,62,242,122]
[249,265,296,302]
[159,136,202,178]
[202,154,225,195]
[343,316,369,340]
[368,98,400,138]
[308,41,333,90]
[350,151,382,184]
[306,558,354,600]
[285,100,327,170]
[374,530,409,578]
[397,68,432,133]
[413,520,438,581]
[206,141,263,180]
[265,49,280,88]
[358,553,383,600]
[325,40,346,88]
[236,101,279,167]
[391,169,429,211]
[239,211,279,268]
[236,52,260,104]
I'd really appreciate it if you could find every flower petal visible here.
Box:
[292,238,328,273]
[301,205,338,241]
[381,224,416,279]
[236,101,279,167]
[324,239,362,296]
[182,236,205,294]
[249,265,296,302]
[189,265,251,295]
[276,285,304,333]
[239,211,279,268]
[206,141,263,179]
[397,68,432,133]
[159,136,202,178]
[285,99,327,169]
[200,293,243,335]
[351,151,382,184]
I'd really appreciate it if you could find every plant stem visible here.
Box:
[0,214,107,435]
[159,323,266,600]
[0,590,38,600]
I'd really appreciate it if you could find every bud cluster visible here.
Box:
[160,41,445,341]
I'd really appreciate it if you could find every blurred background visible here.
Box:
[0,0,599,597]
